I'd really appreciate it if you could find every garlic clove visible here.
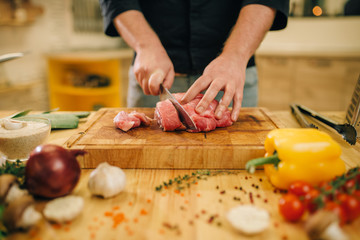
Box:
[2,119,27,130]
[226,204,270,235]
[88,162,126,198]
[43,195,84,223]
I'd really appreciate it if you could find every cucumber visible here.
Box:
[10,110,90,129]
[13,113,79,129]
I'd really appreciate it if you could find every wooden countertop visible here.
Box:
[1,110,360,240]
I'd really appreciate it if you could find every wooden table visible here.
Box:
[2,110,360,240]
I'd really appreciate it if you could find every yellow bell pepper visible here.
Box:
[245,128,346,190]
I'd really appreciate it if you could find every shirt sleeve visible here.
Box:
[241,0,289,30]
[99,0,142,37]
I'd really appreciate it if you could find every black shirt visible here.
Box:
[100,0,289,74]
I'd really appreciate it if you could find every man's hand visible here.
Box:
[181,53,246,122]
[181,4,276,122]
[113,10,175,95]
[133,45,174,95]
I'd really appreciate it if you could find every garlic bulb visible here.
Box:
[88,162,126,198]
[226,205,270,235]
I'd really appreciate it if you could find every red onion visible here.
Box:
[25,144,85,198]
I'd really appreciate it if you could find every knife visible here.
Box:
[159,83,197,130]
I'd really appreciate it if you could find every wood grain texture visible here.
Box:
[8,169,360,240]
[65,107,284,169]
[2,110,359,240]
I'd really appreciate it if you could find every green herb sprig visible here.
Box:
[155,170,239,192]
[314,167,360,209]
[0,204,7,240]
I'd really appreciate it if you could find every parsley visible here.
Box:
[0,160,26,188]
[0,204,7,240]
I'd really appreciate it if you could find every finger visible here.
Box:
[231,92,243,122]
[141,77,151,95]
[148,69,165,95]
[195,80,223,114]
[135,69,144,85]
[181,75,211,104]
[215,88,235,119]
[162,68,175,90]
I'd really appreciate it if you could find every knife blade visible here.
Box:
[159,83,197,130]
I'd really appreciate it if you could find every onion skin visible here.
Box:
[25,144,85,198]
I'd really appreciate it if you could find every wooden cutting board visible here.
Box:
[65,107,285,169]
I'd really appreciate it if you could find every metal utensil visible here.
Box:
[159,83,197,130]
[296,104,357,145]
[0,52,25,63]
[290,104,318,129]
[345,75,360,138]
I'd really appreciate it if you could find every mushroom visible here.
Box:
[43,195,84,223]
[0,174,29,205]
[305,210,348,240]
[88,162,126,198]
[3,195,42,232]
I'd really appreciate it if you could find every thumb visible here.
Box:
[148,69,165,95]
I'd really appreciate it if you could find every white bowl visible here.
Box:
[0,117,51,161]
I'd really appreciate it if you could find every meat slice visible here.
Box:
[114,111,152,132]
[155,100,186,131]
[156,93,233,132]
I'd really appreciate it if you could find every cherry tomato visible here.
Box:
[318,181,332,192]
[356,173,360,188]
[337,193,360,223]
[288,180,313,197]
[304,188,321,213]
[343,179,356,194]
[353,190,360,200]
[324,201,347,225]
[278,193,305,222]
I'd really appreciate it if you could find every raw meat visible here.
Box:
[154,100,186,131]
[114,111,152,132]
[156,93,233,132]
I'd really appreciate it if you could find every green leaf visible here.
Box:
[42,107,60,114]
[8,109,31,119]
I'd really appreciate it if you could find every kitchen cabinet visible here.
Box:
[256,55,360,111]
[47,50,133,111]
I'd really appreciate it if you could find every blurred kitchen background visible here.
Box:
[0,0,359,111]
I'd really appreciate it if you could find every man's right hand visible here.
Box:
[113,10,175,96]
[133,45,175,96]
